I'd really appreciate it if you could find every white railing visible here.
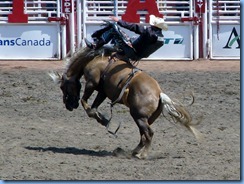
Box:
[25,0,60,22]
[83,0,193,24]
[83,0,240,24]
[84,0,115,22]
[0,0,12,22]
[0,0,60,23]
[210,0,240,23]
[157,0,192,23]
[208,0,240,59]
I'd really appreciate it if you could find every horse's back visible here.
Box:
[130,71,162,94]
[103,60,162,99]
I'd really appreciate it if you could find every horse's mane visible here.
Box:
[64,46,116,73]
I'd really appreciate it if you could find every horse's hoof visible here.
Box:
[134,154,148,159]
[101,119,109,127]
[96,112,109,126]
[132,152,148,159]
[112,147,131,159]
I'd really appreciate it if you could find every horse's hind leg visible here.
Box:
[133,102,162,158]
[132,117,154,159]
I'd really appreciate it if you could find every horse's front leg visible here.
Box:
[89,91,109,126]
[80,81,108,126]
[80,81,95,111]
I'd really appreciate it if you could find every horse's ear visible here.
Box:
[48,71,62,84]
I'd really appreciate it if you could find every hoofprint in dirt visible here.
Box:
[0,61,240,180]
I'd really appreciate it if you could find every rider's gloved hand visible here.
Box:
[109,16,119,22]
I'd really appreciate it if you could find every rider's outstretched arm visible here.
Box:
[109,16,144,35]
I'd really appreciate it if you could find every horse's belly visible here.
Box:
[103,78,125,101]
[103,71,161,109]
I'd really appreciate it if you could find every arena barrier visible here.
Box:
[80,0,240,60]
[208,0,240,59]
[0,0,240,60]
[0,0,63,60]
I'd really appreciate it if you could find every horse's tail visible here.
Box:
[159,92,202,140]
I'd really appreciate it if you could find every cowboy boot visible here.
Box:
[91,24,112,39]
[95,39,106,49]
[85,38,106,50]
[84,38,95,49]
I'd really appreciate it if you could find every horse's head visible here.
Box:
[49,47,109,111]
[60,74,81,111]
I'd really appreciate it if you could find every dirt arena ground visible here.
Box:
[0,59,240,180]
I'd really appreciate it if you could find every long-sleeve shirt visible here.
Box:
[117,20,164,58]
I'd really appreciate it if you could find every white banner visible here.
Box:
[0,24,60,60]
[211,24,240,59]
[150,26,192,60]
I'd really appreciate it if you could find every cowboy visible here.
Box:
[84,15,168,62]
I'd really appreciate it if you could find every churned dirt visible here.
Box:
[0,59,240,180]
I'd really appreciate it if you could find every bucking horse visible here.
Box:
[49,46,201,159]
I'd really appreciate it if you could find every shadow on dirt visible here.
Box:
[25,146,134,159]
[25,146,168,160]
[25,146,113,157]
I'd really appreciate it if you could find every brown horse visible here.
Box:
[50,46,200,159]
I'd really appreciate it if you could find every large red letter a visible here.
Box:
[122,0,163,23]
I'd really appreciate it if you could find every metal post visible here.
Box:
[69,0,75,54]
[77,0,82,48]
[190,0,194,60]
[82,0,86,47]
[57,0,61,59]
[61,13,67,59]
[202,0,208,59]
[194,24,199,60]
[193,0,199,60]
[209,0,213,59]
[59,0,67,59]
[114,0,118,16]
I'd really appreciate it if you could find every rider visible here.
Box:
[84,15,168,62]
